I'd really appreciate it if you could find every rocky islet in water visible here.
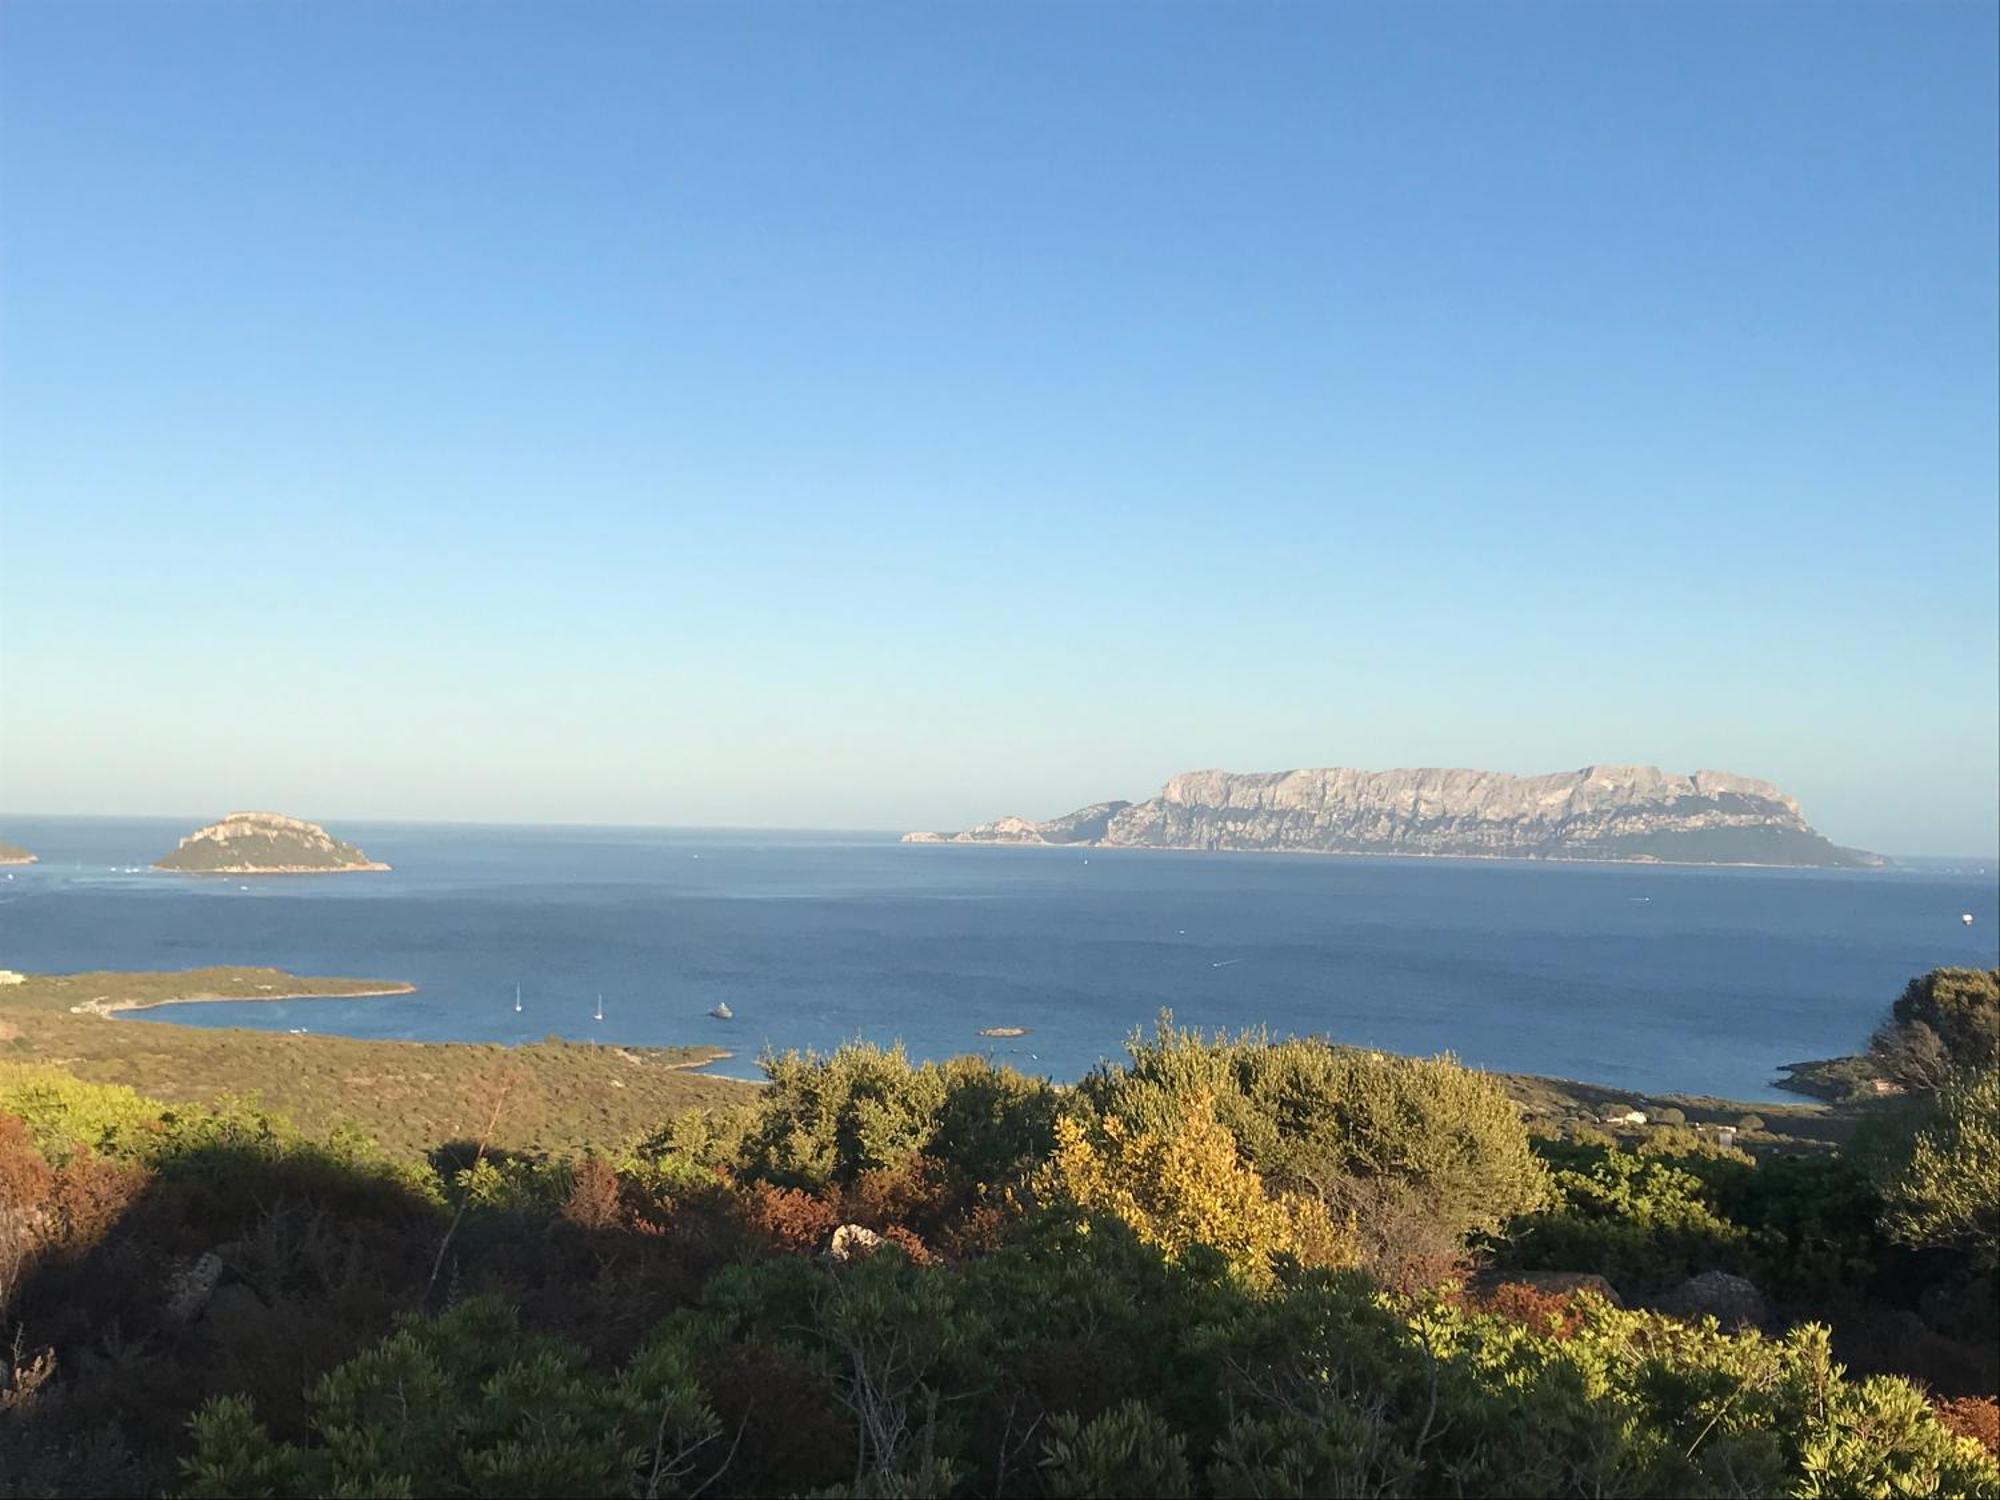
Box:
[153,811,390,874]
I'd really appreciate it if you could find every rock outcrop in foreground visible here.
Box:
[154,812,390,874]
[904,765,1878,867]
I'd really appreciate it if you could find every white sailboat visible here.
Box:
[594,993,605,1022]
[514,984,523,1015]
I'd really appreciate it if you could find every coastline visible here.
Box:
[151,862,393,875]
[0,966,1862,1147]
[79,981,418,1018]
[0,968,750,1156]
[900,837,1886,873]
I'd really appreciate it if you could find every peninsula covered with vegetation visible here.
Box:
[0,967,740,1156]
[1,964,1994,1496]
[153,812,390,874]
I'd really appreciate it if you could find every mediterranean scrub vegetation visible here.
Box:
[1,978,1997,1497]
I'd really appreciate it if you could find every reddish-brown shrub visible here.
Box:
[0,1114,53,1213]
[1936,1396,2000,1455]
[877,1224,933,1264]
[48,1148,148,1251]
[1468,1281,1587,1339]
[1324,1173,1469,1296]
[841,1155,956,1238]
[1,1113,59,1314]
[742,1182,840,1254]
[934,1201,1011,1261]
[560,1157,624,1233]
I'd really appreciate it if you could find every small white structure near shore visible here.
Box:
[1605,1107,1649,1126]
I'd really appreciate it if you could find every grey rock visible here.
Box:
[906,765,1875,868]
[1495,1271,1625,1307]
[162,1252,225,1326]
[1657,1270,1767,1329]
[826,1224,885,1262]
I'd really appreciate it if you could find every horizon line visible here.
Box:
[2,809,1995,866]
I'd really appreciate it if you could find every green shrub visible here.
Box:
[740,1044,1059,1191]
[183,1297,721,1498]
[1042,1400,1193,1498]
[1876,1067,2000,1269]
[187,1226,2000,1499]
[634,1103,756,1172]
[1081,1018,1549,1242]
[0,1061,437,1214]
[1635,1123,1749,1161]
[1503,1141,1768,1291]
[0,1063,165,1161]
[1502,1140,1899,1306]
[1203,1273,2000,1498]
[1869,968,2000,1093]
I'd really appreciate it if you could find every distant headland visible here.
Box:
[905,764,1880,868]
[154,811,390,874]
[0,839,35,866]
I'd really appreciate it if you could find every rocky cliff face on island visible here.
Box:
[904,765,1879,867]
[0,839,35,866]
[154,812,390,874]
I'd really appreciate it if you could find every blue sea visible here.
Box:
[2,817,1994,1102]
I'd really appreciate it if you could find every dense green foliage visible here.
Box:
[2,980,1996,1496]
[742,1043,1060,1191]
[184,1298,719,1498]
[184,1245,1999,1499]
[1501,1140,1895,1305]
[1876,1067,2000,1269]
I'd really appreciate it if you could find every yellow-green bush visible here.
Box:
[1082,1018,1549,1240]
[1047,1089,1350,1281]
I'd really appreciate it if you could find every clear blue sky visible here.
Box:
[1,2,1994,853]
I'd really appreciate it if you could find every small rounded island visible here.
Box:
[977,1026,1029,1039]
[154,812,389,874]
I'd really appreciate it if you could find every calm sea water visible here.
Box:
[2,817,1994,1102]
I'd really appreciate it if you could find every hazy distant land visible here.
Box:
[908,763,1879,868]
